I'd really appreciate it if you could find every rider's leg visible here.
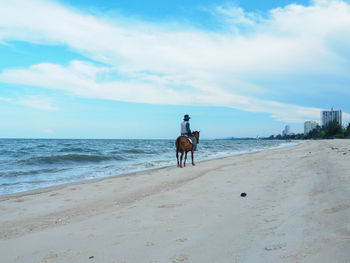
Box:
[190,136,198,151]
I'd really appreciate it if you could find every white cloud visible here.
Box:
[0,60,324,122]
[0,96,13,102]
[0,0,350,122]
[0,94,57,111]
[16,95,57,111]
[214,5,259,27]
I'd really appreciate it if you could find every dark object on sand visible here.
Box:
[89,256,94,259]
[240,192,247,197]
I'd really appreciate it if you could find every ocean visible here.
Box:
[0,139,298,195]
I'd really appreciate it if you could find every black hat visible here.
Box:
[184,114,191,120]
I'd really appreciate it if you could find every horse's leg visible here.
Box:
[180,151,184,168]
[176,150,179,167]
[184,151,187,167]
[191,151,195,166]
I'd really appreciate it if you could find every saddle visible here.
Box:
[182,135,193,144]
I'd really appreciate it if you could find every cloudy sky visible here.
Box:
[1,0,350,139]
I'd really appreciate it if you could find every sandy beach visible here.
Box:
[1,140,350,263]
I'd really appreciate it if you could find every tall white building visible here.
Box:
[304,121,318,135]
[282,125,290,136]
[321,108,342,126]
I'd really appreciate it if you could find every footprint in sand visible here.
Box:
[173,254,189,262]
[157,203,182,209]
[264,243,287,251]
[318,202,350,215]
[13,198,25,203]
[176,238,188,243]
[264,218,277,223]
[265,231,286,237]
[263,225,279,233]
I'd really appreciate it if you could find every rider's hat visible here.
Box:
[184,114,191,121]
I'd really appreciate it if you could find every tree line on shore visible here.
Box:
[268,121,350,140]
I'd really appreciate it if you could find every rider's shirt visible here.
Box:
[181,121,192,136]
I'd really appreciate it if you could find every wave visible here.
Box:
[1,179,47,187]
[0,150,28,157]
[0,168,69,177]
[122,148,159,154]
[122,148,147,153]
[58,147,99,153]
[105,149,159,154]
[124,159,173,170]
[17,154,126,165]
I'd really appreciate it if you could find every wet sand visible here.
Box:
[1,140,350,262]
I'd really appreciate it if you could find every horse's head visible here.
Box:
[192,131,200,143]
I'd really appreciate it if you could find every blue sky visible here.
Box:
[1,0,350,139]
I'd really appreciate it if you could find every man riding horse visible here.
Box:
[180,114,197,151]
[176,115,200,168]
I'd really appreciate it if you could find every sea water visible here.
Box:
[0,139,298,195]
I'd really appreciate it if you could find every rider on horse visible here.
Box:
[181,114,198,151]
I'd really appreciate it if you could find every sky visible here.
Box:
[1,0,350,139]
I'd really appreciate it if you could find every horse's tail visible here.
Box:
[175,137,181,152]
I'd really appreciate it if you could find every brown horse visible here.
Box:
[175,131,200,168]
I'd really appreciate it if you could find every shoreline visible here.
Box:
[1,140,349,262]
[0,140,301,199]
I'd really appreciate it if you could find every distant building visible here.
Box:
[282,125,290,136]
[321,108,342,126]
[304,121,318,135]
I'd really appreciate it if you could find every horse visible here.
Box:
[175,131,200,168]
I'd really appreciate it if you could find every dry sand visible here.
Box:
[1,140,350,263]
